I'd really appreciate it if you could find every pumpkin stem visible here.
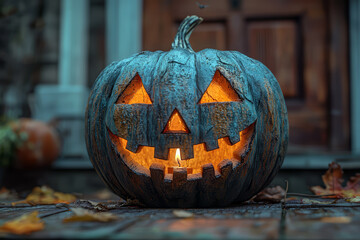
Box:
[172,15,203,52]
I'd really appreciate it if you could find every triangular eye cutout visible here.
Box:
[162,109,190,134]
[116,73,152,104]
[198,70,240,104]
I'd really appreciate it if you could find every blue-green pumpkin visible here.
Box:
[86,15,288,207]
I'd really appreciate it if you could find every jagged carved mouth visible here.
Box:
[108,122,256,175]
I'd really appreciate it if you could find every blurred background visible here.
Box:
[0,0,359,194]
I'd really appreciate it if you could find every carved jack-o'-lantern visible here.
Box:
[86,16,288,207]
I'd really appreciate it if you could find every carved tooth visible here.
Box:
[180,146,194,160]
[205,139,219,151]
[125,140,139,153]
[218,159,233,178]
[154,144,170,160]
[202,163,215,179]
[150,163,165,183]
[228,132,241,145]
[173,167,187,185]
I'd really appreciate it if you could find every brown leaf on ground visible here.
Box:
[173,210,194,218]
[12,186,76,206]
[0,187,17,200]
[322,162,344,191]
[252,186,286,203]
[0,211,44,235]
[345,173,360,190]
[72,199,100,209]
[63,207,118,223]
[72,199,114,211]
[310,162,360,198]
[71,198,143,212]
[320,216,352,223]
[301,198,333,204]
[346,196,360,203]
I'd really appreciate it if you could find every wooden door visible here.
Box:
[143,0,349,153]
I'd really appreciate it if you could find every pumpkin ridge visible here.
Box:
[86,61,131,199]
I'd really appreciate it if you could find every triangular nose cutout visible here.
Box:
[162,109,190,134]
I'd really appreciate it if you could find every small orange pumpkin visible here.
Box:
[11,119,61,168]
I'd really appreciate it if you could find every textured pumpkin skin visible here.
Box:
[86,16,288,207]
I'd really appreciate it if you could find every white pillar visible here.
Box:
[34,0,90,164]
[106,0,143,64]
[59,0,89,86]
[350,0,360,154]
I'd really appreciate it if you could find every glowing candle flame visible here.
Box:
[175,148,181,167]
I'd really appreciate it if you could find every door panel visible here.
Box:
[188,22,227,51]
[143,0,349,153]
[246,19,300,98]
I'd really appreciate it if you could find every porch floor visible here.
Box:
[1,198,360,239]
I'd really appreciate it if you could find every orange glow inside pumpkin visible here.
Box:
[117,73,152,104]
[198,70,240,104]
[109,123,254,174]
[111,70,253,174]
[162,109,190,134]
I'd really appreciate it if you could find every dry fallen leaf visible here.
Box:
[310,162,360,198]
[71,199,110,211]
[71,198,143,212]
[320,216,352,224]
[63,208,118,223]
[173,210,194,218]
[346,196,360,203]
[0,187,17,200]
[301,198,333,204]
[252,186,286,203]
[0,211,44,235]
[12,186,76,206]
